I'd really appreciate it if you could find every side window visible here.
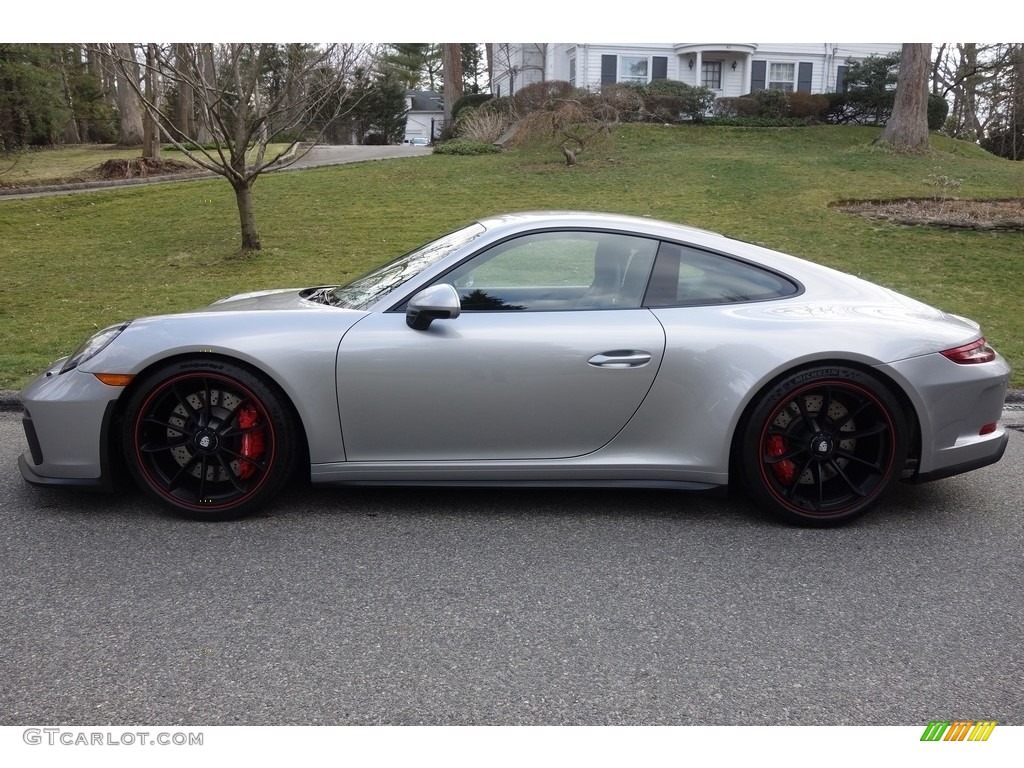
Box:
[441,231,658,311]
[645,242,799,307]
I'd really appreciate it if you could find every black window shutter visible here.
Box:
[836,65,848,93]
[601,55,617,85]
[751,60,766,91]
[652,56,667,80]
[798,62,813,93]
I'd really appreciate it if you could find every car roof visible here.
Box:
[475,210,723,241]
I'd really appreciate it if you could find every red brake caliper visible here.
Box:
[237,403,266,480]
[766,434,796,484]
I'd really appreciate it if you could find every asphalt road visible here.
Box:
[2,409,1022,726]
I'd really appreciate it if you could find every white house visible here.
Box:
[491,44,901,99]
[404,90,444,142]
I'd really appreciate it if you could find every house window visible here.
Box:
[836,65,849,93]
[569,58,576,87]
[702,61,722,90]
[620,56,648,84]
[768,62,796,91]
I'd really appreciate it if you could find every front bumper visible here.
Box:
[18,360,123,490]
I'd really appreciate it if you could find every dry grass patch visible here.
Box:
[835,198,1024,231]
[91,157,200,180]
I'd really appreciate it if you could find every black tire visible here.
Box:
[121,358,298,520]
[739,366,908,526]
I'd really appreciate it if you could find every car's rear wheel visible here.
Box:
[122,359,297,520]
[739,366,907,526]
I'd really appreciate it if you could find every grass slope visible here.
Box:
[1,125,1021,390]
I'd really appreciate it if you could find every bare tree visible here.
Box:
[934,42,1024,155]
[421,44,442,92]
[87,44,115,114]
[981,44,1024,160]
[875,43,932,150]
[554,97,617,166]
[512,88,618,166]
[492,44,548,97]
[106,43,369,252]
[53,45,82,144]
[931,43,1003,140]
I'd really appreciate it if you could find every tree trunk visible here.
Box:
[55,45,82,144]
[442,43,463,126]
[962,44,983,140]
[876,43,932,150]
[113,43,145,145]
[142,44,161,159]
[173,44,195,141]
[232,180,261,251]
[84,46,104,141]
[195,44,216,144]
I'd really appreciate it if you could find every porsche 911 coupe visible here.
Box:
[19,211,1011,525]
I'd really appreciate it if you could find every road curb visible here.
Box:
[0,171,218,197]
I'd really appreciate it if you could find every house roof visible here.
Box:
[407,90,443,112]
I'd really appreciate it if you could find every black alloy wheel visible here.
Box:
[122,359,297,519]
[740,366,908,526]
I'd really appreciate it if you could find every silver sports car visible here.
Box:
[19,211,1010,525]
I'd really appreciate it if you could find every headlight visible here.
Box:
[60,322,131,374]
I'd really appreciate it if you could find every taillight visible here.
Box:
[941,338,996,365]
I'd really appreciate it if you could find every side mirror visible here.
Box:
[406,283,461,330]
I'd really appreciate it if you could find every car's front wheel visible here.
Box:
[121,359,298,520]
[739,366,908,526]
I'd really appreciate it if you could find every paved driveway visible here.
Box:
[282,144,432,169]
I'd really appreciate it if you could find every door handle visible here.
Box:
[588,351,652,368]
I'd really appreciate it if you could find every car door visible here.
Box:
[335,230,666,462]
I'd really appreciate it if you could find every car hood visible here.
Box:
[83,286,363,377]
[198,287,337,312]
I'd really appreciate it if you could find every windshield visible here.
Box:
[329,223,485,310]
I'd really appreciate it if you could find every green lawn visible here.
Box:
[1,125,1022,390]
